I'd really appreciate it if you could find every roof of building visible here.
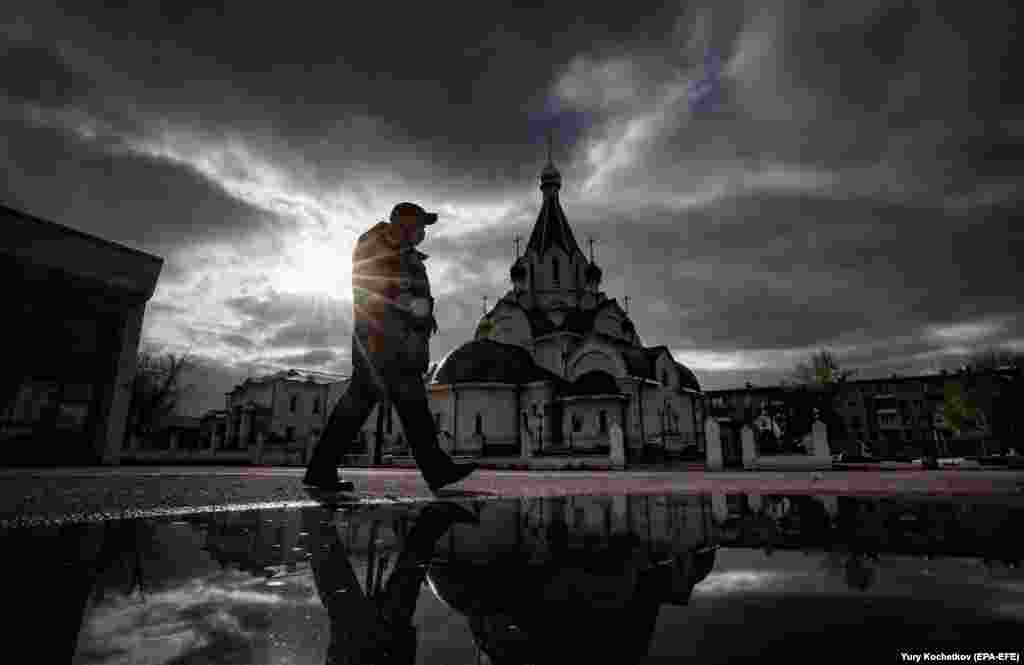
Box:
[231,368,347,390]
[432,339,562,386]
[2,204,163,300]
[525,169,582,257]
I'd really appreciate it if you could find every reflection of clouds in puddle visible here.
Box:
[692,570,786,594]
[993,603,1024,619]
[79,573,323,664]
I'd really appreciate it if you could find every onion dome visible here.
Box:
[476,317,497,340]
[540,160,561,191]
[585,261,603,284]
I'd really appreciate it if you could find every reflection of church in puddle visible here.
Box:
[423,155,705,461]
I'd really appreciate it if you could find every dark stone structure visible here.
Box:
[0,205,162,465]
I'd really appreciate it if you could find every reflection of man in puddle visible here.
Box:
[304,502,477,665]
[427,538,717,664]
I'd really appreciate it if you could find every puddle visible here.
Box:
[4,493,1023,663]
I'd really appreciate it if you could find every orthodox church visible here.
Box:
[422,153,705,463]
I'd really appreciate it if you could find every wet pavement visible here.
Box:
[3,485,1024,663]
[3,466,1024,527]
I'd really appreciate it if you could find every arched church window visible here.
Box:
[289,395,298,413]
[599,410,608,433]
[572,414,582,433]
[386,405,393,434]
[553,256,560,286]
[662,369,669,386]
[475,413,483,435]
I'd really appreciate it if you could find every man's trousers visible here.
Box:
[305,332,452,484]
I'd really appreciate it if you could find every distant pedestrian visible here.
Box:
[304,203,477,493]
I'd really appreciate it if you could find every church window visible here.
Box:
[599,410,608,433]
[522,411,529,428]
[475,413,483,435]
[289,395,298,413]
[662,370,669,386]
[286,426,294,441]
[313,397,320,414]
[573,414,582,433]
[553,257,560,286]
[434,413,442,430]
[386,405,393,434]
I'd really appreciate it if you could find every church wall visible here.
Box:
[453,384,518,453]
[427,386,455,453]
[521,382,556,450]
[563,396,627,450]
[617,377,644,448]
[533,336,569,377]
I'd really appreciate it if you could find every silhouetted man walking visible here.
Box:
[304,202,477,493]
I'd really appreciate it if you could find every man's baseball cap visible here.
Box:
[390,202,438,225]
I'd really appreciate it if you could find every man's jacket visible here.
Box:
[352,222,434,372]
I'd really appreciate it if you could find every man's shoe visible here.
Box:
[427,462,478,494]
[302,474,355,492]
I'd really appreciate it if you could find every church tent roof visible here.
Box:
[526,195,582,257]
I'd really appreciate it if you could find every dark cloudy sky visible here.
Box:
[3,1,1022,416]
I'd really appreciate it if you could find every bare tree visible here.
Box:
[125,350,196,443]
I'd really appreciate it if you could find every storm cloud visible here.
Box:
[3,1,1021,414]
